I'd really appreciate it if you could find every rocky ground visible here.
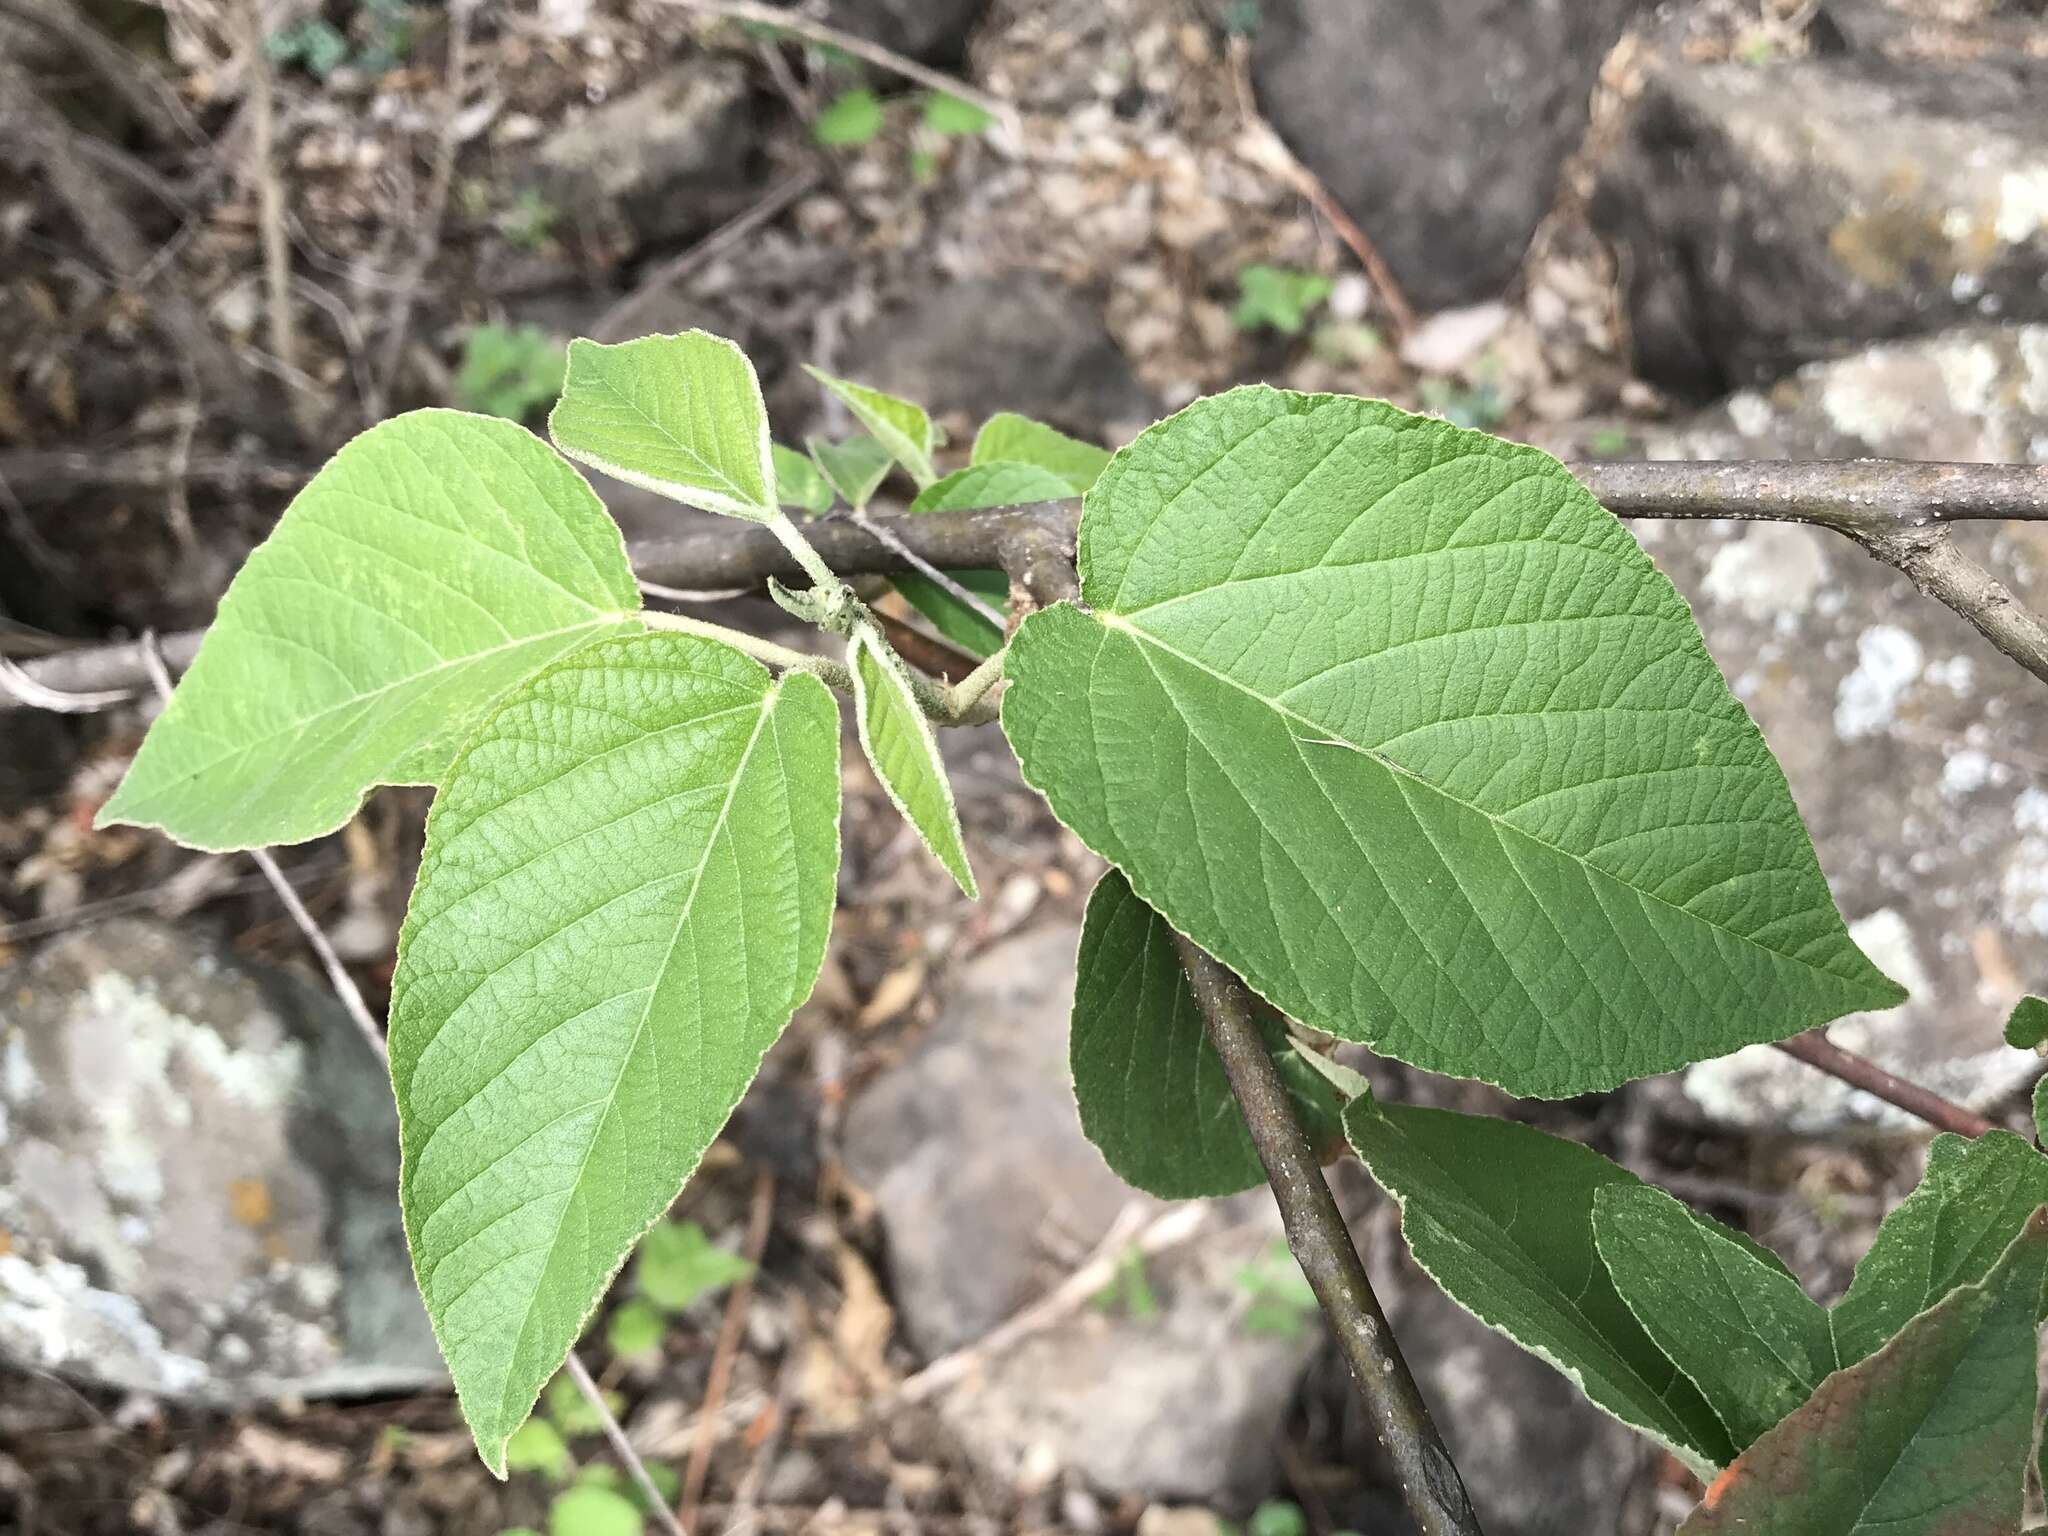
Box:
[3,0,2048,1532]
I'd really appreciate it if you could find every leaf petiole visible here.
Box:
[640,609,852,691]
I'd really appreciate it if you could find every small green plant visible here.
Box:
[454,323,568,424]
[814,88,884,147]
[268,0,412,79]
[1092,1246,1161,1320]
[97,320,2048,1533]
[1231,264,1333,336]
[499,189,562,252]
[921,92,994,137]
[1232,1242,1319,1339]
[1416,373,1505,431]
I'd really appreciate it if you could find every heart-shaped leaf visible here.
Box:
[1680,1209,2048,1535]
[98,410,640,851]
[971,412,1111,492]
[1071,868,1339,1198]
[390,631,840,1473]
[549,332,778,521]
[1003,387,1902,1096]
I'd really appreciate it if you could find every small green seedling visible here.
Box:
[1232,264,1333,336]
[454,323,568,424]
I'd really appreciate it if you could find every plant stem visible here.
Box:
[940,649,1006,724]
[640,610,852,692]
[764,509,852,602]
[564,1353,690,1536]
[1172,936,1484,1536]
[1774,1031,1998,1138]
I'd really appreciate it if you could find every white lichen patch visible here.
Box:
[1994,164,2048,245]
[2004,838,2048,935]
[1940,748,1999,798]
[1835,624,1924,738]
[0,1253,210,1397]
[1701,523,1826,623]
[1934,339,2002,419]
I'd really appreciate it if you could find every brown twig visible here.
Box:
[678,1168,776,1530]
[565,1353,691,1536]
[1172,938,1482,1536]
[0,0,201,146]
[237,0,305,435]
[675,0,1018,133]
[1773,1031,1998,1139]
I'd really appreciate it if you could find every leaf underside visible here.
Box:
[803,367,937,489]
[389,631,840,1474]
[1003,386,1901,1096]
[549,332,778,521]
[1071,868,1339,1199]
[897,462,1077,656]
[1679,1210,2048,1535]
[1343,1096,1735,1472]
[97,410,640,851]
[807,434,892,510]
[850,628,976,896]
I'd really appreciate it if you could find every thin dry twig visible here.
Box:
[0,0,201,145]
[1774,1031,1999,1138]
[238,0,301,420]
[566,1353,693,1536]
[673,0,1018,133]
[680,1169,777,1530]
[371,0,474,415]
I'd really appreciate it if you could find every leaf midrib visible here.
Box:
[491,682,782,1426]
[1098,613,1857,992]
[580,372,763,510]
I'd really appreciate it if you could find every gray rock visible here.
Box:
[838,275,1154,444]
[0,919,443,1401]
[535,58,759,250]
[1538,325,2048,1132]
[844,922,1319,1504]
[1248,0,1645,312]
[1594,53,2048,397]
[820,0,989,65]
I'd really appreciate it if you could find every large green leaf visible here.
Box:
[849,625,975,897]
[1829,1130,2048,1365]
[97,411,640,851]
[1071,868,1340,1199]
[803,367,937,488]
[1342,1096,1733,1472]
[1680,1209,2048,1535]
[1594,1184,1833,1451]
[549,333,777,521]
[1002,387,1902,1096]
[896,463,1078,657]
[389,631,840,1474]
[971,412,1112,492]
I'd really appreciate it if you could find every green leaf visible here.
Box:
[1001,388,1903,1097]
[1071,868,1338,1198]
[772,442,833,515]
[98,411,640,851]
[1679,1209,2048,1535]
[504,1418,574,1483]
[2006,994,2048,1050]
[549,332,777,522]
[1828,1130,2048,1366]
[605,1297,665,1358]
[1248,1502,1308,1536]
[636,1219,755,1314]
[803,368,937,488]
[2036,1075,2048,1149]
[806,434,893,510]
[550,1483,645,1536]
[1342,1096,1733,1472]
[970,412,1112,492]
[850,625,975,897]
[894,463,1078,656]
[1232,265,1333,336]
[456,324,568,423]
[921,91,995,136]
[814,88,884,146]
[1593,1184,1833,1451]
[390,631,841,1475]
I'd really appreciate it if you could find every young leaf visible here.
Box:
[803,367,938,488]
[605,1298,665,1358]
[2006,993,2048,1050]
[550,1482,644,1536]
[921,91,994,136]
[390,631,840,1475]
[1342,1096,1734,1472]
[970,412,1112,492]
[1593,1184,1833,1451]
[97,411,640,851]
[772,442,833,515]
[548,332,777,521]
[505,1417,574,1483]
[1071,868,1339,1198]
[814,87,883,147]
[1828,1129,2048,1366]
[850,626,975,896]
[1232,265,1334,336]
[806,434,893,510]
[1680,1209,2048,1535]
[896,461,1078,657]
[635,1219,754,1312]
[1002,387,1903,1097]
